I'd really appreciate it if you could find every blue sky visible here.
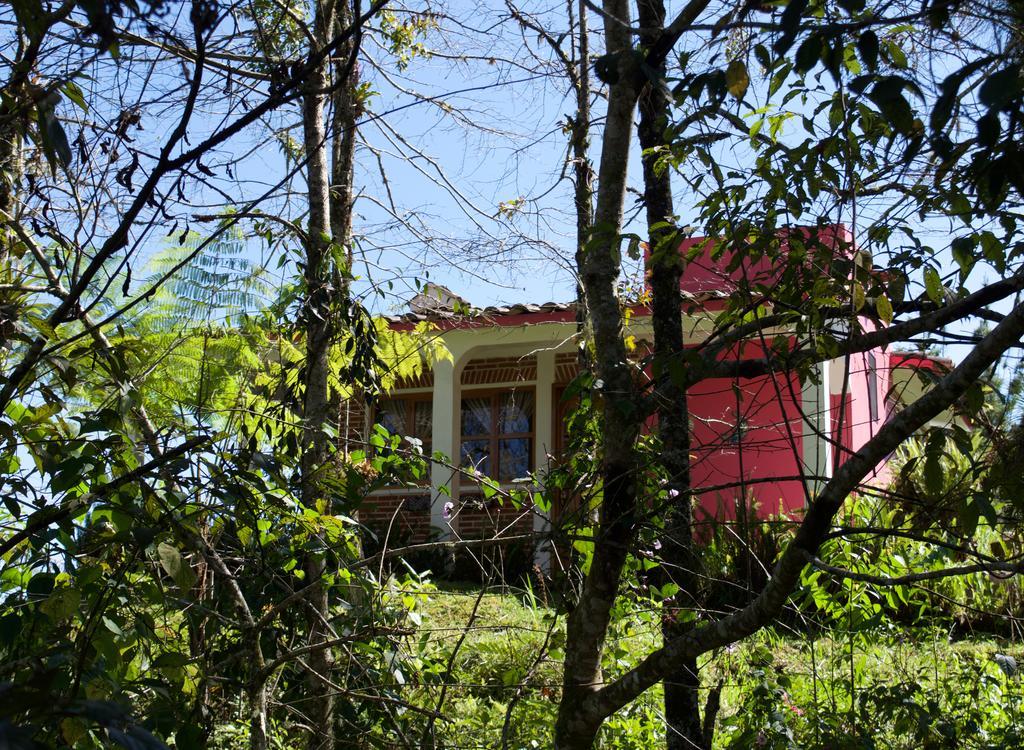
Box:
[117,0,1008,368]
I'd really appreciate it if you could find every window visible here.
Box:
[460,390,534,482]
[867,352,879,422]
[375,396,432,454]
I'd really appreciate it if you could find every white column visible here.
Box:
[430,358,458,538]
[800,360,833,497]
[532,350,556,570]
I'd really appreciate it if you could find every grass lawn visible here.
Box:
[405,581,1024,749]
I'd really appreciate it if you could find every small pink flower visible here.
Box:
[653,539,662,550]
[442,501,454,520]
[667,488,680,499]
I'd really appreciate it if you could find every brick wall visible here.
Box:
[452,493,536,539]
[339,397,367,452]
[360,493,432,545]
[360,492,537,544]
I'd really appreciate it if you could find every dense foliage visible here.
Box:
[2,0,1024,747]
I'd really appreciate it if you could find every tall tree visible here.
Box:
[634,0,707,744]
[299,0,344,743]
[552,0,1024,745]
[554,0,711,744]
[0,1,392,746]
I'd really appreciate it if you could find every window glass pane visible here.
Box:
[377,399,407,436]
[867,352,879,422]
[461,397,491,436]
[414,401,433,442]
[498,392,533,434]
[460,439,491,476]
[499,438,531,481]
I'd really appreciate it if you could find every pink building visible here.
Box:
[664,226,892,520]
[357,226,911,564]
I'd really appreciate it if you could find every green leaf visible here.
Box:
[843,42,862,75]
[977,111,1000,146]
[775,0,809,54]
[923,430,946,497]
[958,500,979,536]
[626,235,642,260]
[61,81,89,113]
[157,542,196,591]
[852,282,866,311]
[769,62,792,98]
[857,30,879,71]
[795,35,821,74]
[176,725,205,750]
[887,272,906,304]
[923,451,944,495]
[980,231,1006,273]
[40,585,80,622]
[153,652,190,668]
[869,78,915,133]
[102,615,124,636]
[827,98,843,130]
[23,313,56,340]
[979,65,1023,109]
[0,613,19,645]
[27,571,55,599]
[876,294,893,324]
[726,60,749,99]
[29,402,61,424]
[883,39,908,69]
[950,237,975,280]
[37,105,72,172]
[754,44,771,71]
[976,492,998,525]
[964,381,985,415]
[594,52,621,85]
[923,266,944,304]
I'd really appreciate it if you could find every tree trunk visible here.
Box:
[330,0,360,565]
[301,0,339,746]
[0,28,26,231]
[0,115,22,227]
[554,0,715,742]
[330,1,358,253]
[249,674,270,750]
[635,0,705,745]
[571,0,595,370]
[187,558,214,747]
[554,0,643,745]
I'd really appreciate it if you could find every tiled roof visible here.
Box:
[386,300,576,324]
[386,289,731,325]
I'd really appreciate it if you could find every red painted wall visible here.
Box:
[687,364,808,521]
[682,338,892,523]
[665,225,892,519]
[675,224,855,295]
